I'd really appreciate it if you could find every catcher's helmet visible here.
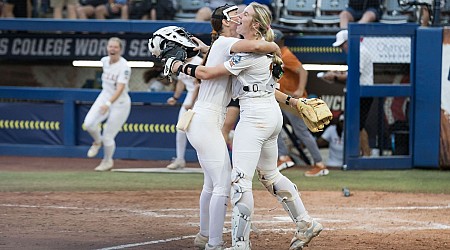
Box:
[148,26,199,59]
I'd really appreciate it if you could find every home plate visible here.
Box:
[112,168,204,174]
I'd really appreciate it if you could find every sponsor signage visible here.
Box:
[362,37,411,63]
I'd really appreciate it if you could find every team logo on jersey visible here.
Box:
[228,55,242,67]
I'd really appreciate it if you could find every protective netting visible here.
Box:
[359,36,411,156]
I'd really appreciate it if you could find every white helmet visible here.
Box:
[148,26,199,59]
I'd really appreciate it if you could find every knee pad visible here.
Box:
[257,169,283,196]
[230,168,252,205]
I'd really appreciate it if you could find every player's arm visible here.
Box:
[167,80,185,105]
[171,61,231,80]
[185,81,200,110]
[231,40,280,55]
[275,89,299,109]
[293,65,308,98]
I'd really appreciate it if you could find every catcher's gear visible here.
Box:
[160,42,188,62]
[257,169,302,222]
[161,45,187,77]
[163,57,180,77]
[296,98,333,133]
[148,26,199,59]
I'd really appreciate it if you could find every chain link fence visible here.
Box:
[359,36,411,156]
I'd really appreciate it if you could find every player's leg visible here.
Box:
[227,98,281,249]
[195,171,213,249]
[285,112,328,176]
[167,105,188,169]
[277,131,295,170]
[186,104,231,248]
[95,100,131,171]
[84,97,108,158]
[222,99,240,150]
[258,150,323,250]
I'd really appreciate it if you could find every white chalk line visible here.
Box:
[93,228,298,250]
[94,234,197,250]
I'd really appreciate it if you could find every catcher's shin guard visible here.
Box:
[257,170,301,222]
[230,204,252,249]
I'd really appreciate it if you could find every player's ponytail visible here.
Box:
[250,3,282,65]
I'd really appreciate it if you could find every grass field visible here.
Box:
[1,167,449,194]
[1,156,450,250]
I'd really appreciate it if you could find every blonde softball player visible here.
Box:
[161,5,280,250]
[169,3,323,250]
[84,37,131,172]
[166,55,202,170]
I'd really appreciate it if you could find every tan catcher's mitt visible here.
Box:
[297,98,333,133]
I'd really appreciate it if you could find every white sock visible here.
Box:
[199,190,212,237]
[176,131,187,161]
[209,194,228,246]
[103,144,115,162]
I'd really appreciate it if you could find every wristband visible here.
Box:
[176,64,183,76]
[172,96,179,101]
[105,101,112,107]
[285,95,292,105]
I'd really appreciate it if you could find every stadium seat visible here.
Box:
[173,0,206,21]
[278,0,317,26]
[380,0,416,24]
[312,0,348,26]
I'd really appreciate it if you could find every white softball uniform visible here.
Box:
[84,56,131,159]
[185,36,240,246]
[225,52,282,188]
[224,52,312,248]
[174,56,203,161]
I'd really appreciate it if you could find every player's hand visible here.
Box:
[167,97,177,105]
[163,58,182,76]
[184,103,193,110]
[100,105,109,114]
[191,37,209,54]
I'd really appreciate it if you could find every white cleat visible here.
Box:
[224,241,251,250]
[94,160,114,172]
[289,219,323,250]
[205,242,225,250]
[166,158,186,170]
[194,233,208,250]
[87,142,102,158]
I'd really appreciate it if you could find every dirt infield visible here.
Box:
[1,156,450,250]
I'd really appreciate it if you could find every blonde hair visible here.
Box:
[108,37,123,49]
[249,3,282,65]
